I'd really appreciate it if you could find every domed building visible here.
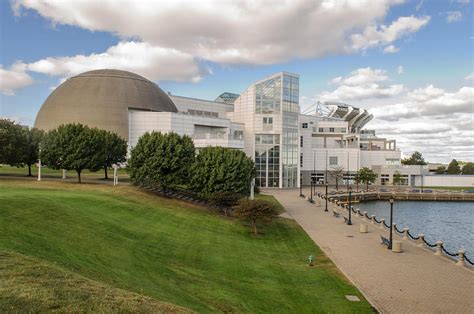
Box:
[34,69,178,141]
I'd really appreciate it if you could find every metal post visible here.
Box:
[299,175,303,197]
[62,169,66,179]
[347,187,352,225]
[37,147,41,182]
[388,197,394,249]
[325,183,328,212]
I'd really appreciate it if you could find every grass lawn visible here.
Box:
[0,251,189,313]
[255,194,286,214]
[0,179,373,313]
[0,165,129,181]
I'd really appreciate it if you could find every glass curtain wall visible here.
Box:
[282,74,299,187]
[255,134,280,187]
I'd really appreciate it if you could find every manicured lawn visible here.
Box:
[0,165,129,181]
[0,251,189,313]
[0,179,373,313]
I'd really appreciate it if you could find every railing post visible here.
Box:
[362,211,368,221]
[402,228,409,240]
[371,215,375,224]
[435,241,443,256]
[418,234,425,247]
[456,250,465,267]
[380,219,385,229]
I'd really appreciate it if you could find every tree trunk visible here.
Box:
[77,170,82,184]
[252,219,258,235]
[104,166,108,179]
[28,164,32,177]
[335,179,338,190]
[366,182,369,190]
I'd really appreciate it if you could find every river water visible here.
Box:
[355,201,474,257]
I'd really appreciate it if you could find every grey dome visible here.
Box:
[34,69,177,141]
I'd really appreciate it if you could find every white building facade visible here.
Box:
[127,72,402,189]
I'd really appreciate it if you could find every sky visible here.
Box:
[0,0,473,163]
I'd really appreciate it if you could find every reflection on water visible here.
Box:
[356,201,474,256]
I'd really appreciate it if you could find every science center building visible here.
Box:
[35,69,401,188]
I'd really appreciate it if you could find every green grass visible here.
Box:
[255,194,286,214]
[0,179,373,313]
[0,165,129,181]
[0,251,189,313]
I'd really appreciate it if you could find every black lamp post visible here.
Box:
[299,175,304,197]
[309,177,314,203]
[388,197,394,249]
[325,182,328,212]
[347,186,352,225]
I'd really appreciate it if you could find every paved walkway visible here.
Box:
[267,189,474,314]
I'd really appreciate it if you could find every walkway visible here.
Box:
[266,189,474,314]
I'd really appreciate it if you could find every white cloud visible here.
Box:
[397,65,404,74]
[0,63,34,96]
[456,0,470,4]
[319,67,404,101]
[349,15,430,52]
[446,11,462,23]
[464,72,474,81]
[12,0,417,65]
[383,45,399,53]
[26,41,208,83]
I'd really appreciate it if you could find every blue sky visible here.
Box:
[1,0,473,162]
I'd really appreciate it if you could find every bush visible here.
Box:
[190,147,255,197]
[128,132,195,193]
[209,191,242,216]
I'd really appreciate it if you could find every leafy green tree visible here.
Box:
[462,162,474,175]
[209,191,242,216]
[190,146,255,197]
[328,166,344,190]
[436,166,446,174]
[98,130,127,179]
[402,151,427,165]
[41,124,104,183]
[128,132,195,194]
[22,128,44,176]
[0,119,26,167]
[392,171,403,186]
[447,159,461,174]
[357,167,378,190]
[233,199,276,234]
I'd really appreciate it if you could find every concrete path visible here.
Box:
[267,189,474,314]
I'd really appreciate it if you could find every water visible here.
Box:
[355,201,474,257]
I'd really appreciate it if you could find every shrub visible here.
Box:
[233,199,277,235]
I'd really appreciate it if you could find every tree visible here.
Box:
[98,130,127,179]
[209,191,242,216]
[190,146,255,197]
[357,167,378,190]
[233,199,276,235]
[22,127,44,176]
[41,124,104,183]
[436,166,446,174]
[402,151,427,165]
[447,159,461,174]
[392,171,403,186]
[0,119,26,168]
[462,162,474,175]
[328,166,344,190]
[128,132,195,194]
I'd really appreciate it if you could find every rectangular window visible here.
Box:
[329,128,335,132]
[300,154,303,167]
[302,122,308,129]
[319,128,324,132]
[329,156,338,166]
[263,117,273,125]
[300,136,303,147]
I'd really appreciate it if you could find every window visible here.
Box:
[329,156,338,166]
[263,117,273,125]
[329,128,335,132]
[300,136,303,147]
[302,122,308,129]
[319,127,324,132]
[300,154,303,167]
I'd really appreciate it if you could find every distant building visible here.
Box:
[35,69,403,188]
